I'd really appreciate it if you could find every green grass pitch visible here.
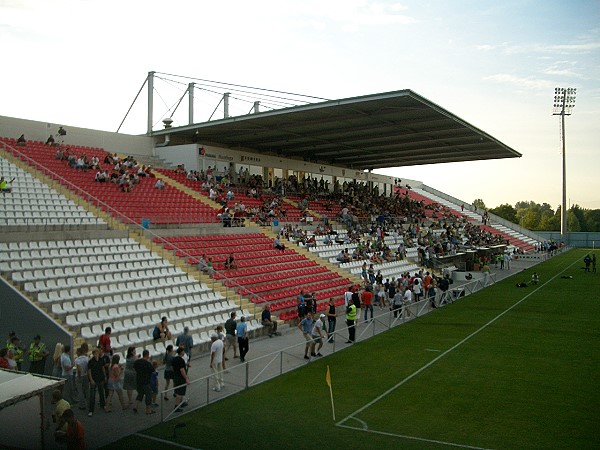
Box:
[107,248,600,450]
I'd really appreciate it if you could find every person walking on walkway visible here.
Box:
[298,312,314,359]
[236,316,249,363]
[345,299,357,344]
[133,350,155,415]
[326,298,337,343]
[87,349,106,417]
[224,312,239,360]
[209,333,224,392]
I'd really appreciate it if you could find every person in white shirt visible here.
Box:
[413,277,422,301]
[403,286,413,318]
[344,286,354,307]
[74,347,89,410]
[209,333,224,392]
[310,314,326,357]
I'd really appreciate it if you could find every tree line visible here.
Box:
[472,199,600,232]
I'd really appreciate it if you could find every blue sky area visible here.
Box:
[1,0,598,209]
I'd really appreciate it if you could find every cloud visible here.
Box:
[483,74,553,90]
[501,39,600,56]
[548,42,600,53]
[475,42,509,52]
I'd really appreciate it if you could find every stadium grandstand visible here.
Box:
[0,72,553,446]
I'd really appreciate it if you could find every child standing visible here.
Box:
[150,360,159,407]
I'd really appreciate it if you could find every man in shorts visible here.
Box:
[133,350,154,415]
[311,314,326,357]
[298,312,314,360]
[172,347,190,413]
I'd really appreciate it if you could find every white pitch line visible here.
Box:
[133,432,202,450]
[336,254,579,442]
[338,423,493,450]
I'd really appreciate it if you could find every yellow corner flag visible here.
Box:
[326,365,335,421]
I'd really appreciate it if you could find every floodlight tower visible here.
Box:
[552,87,576,244]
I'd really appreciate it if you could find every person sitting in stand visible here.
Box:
[16,134,26,146]
[305,235,317,248]
[197,254,209,273]
[261,304,279,337]
[152,317,172,342]
[221,208,232,227]
[137,165,148,177]
[224,253,238,270]
[45,134,55,146]
[274,236,286,251]
[0,176,15,194]
[74,156,86,170]
[88,155,99,170]
[120,174,134,192]
[94,169,106,183]
[154,178,165,190]
[336,249,351,263]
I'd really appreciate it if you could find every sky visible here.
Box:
[1,0,599,210]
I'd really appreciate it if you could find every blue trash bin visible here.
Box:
[142,218,151,229]
[273,219,279,227]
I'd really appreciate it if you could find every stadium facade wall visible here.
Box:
[0,277,72,374]
[155,143,417,189]
[537,232,600,248]
[0,115,153,155]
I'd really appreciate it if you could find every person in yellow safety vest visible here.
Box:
[0,176,15,193]
[29,335,49,375]
[345,299,357,344]
[8,336,25,371]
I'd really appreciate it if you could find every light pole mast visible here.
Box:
[552,87,576,244]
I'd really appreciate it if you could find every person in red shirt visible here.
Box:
[55,408,85,450]
[423,272,432,297]
[361,286,374,322]
[98,327,112,356]
[0,348,10,369]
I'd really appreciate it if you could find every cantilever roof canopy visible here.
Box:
[154,89,521,170]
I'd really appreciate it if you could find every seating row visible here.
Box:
[0,237,136,251]
[55,291,222,318]
[0,255,166,273]
[222,265,328,287]
[38,280,207,303]
[12,264,181,284]
[213,260,316,280]
[0,217,102,226]
[62,292,222,329]
[350,262,420,278]
[0,246,157,264]
[23,271,195,293]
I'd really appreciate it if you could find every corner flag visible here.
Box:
[326,365,335,420]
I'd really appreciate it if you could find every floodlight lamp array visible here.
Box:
[553,87,577,114]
